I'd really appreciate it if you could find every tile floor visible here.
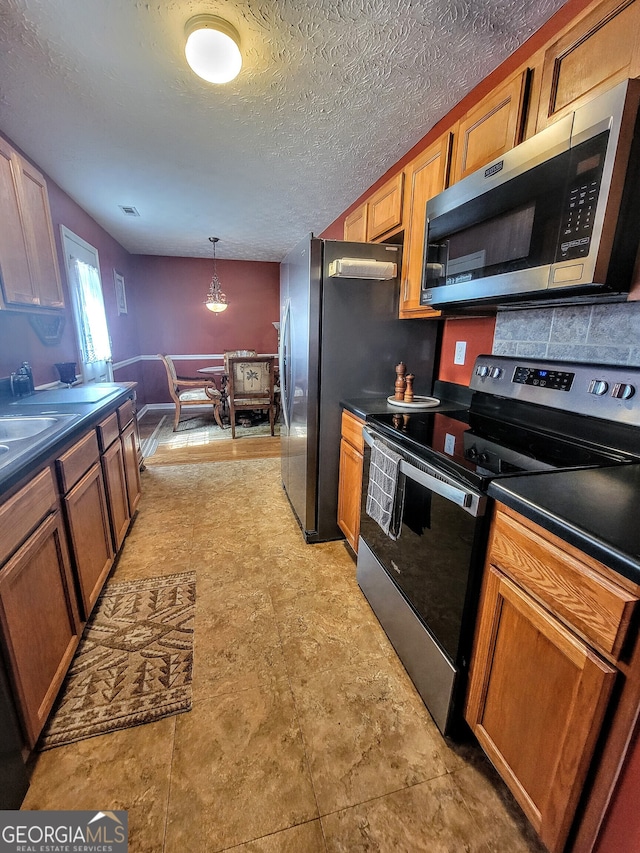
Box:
[21,412,547,852]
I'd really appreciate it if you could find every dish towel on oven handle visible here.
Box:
[365,438,404,540]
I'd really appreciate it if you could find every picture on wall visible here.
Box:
[114,270,127,315]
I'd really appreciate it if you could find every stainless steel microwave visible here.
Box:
[420,79,640,311]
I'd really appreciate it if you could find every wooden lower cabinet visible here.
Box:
[121,421,141,515]
[0,510,80,748]
[465,505,638,853]
[101,438,131,552]
[64,461,114,620]
[337,411,365,552]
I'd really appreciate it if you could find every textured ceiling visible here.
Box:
[0,0,567,261]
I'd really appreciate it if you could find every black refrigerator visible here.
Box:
[279,234,439,542]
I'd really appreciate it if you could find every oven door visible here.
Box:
[357,428,488,735]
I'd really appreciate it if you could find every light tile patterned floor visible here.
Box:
[21,413,547,852]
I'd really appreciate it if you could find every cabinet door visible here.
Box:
[399,134,451,319]
[0,511,80,748]
[64,461,114,620]
[466,566,616,853]
[0,140,38,307]
[101,440,131,553]
[536,0,640,130]
[15,155,65,309]
[366,173,404,241]
[344,203,368,242]
[121,422,142,516]
[337,438,364,553]
[452,71,528,184]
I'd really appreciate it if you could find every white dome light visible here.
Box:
[185,15,242,84]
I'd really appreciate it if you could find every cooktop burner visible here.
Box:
[367,355,640,490]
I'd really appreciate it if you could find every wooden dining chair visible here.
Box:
[226,356,276,438]
[223,349,257,373]
[157,354,224,432]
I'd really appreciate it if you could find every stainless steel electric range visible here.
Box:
[357,355,640,737]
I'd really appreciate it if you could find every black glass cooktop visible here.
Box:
[367,407,633,489]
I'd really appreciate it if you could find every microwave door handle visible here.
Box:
[399,461,486,517]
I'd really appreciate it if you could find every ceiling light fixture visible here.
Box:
[204,237,228,313]
[184,15,242,84]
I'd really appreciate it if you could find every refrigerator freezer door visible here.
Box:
[279,234,322,536]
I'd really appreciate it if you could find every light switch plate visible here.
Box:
[444,433,456,455]
[454,341,467,365]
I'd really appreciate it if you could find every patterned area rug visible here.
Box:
[38,572,195,750]
[141,414,279,458]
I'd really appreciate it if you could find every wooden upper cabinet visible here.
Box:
[0,138,39,307]
[399,133,452,319]
[536,0,640,130]
[0,139,64,311]
[366,172,404,241]
[452,70,529,184]
[344,203,369,242]
[343,172,404,243]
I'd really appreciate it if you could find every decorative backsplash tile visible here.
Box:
[493,302,640,365]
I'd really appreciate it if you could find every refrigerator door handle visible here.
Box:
[280,299,291,429]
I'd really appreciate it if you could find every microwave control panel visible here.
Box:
[556,133,607,262]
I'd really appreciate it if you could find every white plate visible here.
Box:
[387,395,441,409]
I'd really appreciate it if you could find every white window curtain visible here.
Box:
[70,258,112,364]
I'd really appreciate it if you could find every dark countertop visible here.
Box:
[0,383,136,498]
[489,465,640,585]
[343,380,473,420]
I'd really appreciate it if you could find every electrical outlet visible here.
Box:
[444,433,456,455]
[454,341,467,365]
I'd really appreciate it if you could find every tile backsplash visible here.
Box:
[493,301,640,366]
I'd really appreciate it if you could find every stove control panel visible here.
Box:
[513,367,574,391]
[471,356,640,425]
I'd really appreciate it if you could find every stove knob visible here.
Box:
[588,379,609,396]
[478,452,490,464]
[612,382,635,400]
[489,367,503,379]
[476,365,490,378]
[467,447,478,459]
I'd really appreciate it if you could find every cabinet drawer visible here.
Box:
[0,467,57,565]
[56,430,100,493]
[117,398,134,431]
[490,509,637,659]
[341,411,365,453]
[97,412,120,451]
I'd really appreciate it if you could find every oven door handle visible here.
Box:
[399,461,485,517]
[363,428,486,517]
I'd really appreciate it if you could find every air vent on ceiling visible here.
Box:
[119,205,140,217]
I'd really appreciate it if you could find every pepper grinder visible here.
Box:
[404,373,415,403]
[394,362,407,401]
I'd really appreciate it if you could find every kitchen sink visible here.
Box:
[0,413,81,474]
[0,417,60,442]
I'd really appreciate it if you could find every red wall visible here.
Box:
[438,317,496,386]
[132,254,280,405]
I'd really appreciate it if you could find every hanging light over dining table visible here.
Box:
[204,236,228,313]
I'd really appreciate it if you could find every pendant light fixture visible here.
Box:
[204,237,228,313]
[185,15,242,84]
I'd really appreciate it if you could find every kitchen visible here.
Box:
[1,0,640,850]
